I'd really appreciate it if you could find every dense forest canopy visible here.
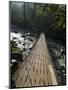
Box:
[10,2,66,44]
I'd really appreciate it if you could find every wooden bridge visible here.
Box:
[12,33,58,87]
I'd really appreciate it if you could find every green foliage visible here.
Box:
[10,2,66,43]
[10,40,20,52]
[11,47,20,53]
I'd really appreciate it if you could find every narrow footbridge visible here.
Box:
[12,33,58,87]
